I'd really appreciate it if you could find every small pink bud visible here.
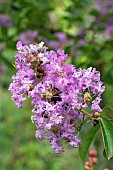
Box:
[89,150,97,157]
[84,161,91,169]
[92,157,98,164]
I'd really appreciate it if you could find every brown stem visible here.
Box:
[77,115,85,132]
[81,109,92,118]
[75,108,92,118]
[89,158,94,170]
[90,166,93,170]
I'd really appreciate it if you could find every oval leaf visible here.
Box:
[100,118,113,160]
[101,107,113,121]
[79,124,99,162]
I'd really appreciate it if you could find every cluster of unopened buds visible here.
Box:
[9,41,105,155]
[85,150,109,170]
[84,150,98,170]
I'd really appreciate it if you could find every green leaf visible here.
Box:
[100,118,113,160]
[101,107,113,121]
[79,124,99,162]
[90,9,100,17]
[103,149,107,159]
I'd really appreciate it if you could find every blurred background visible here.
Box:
[0,0,113,169]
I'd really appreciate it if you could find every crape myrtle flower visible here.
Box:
[0,14,13,27]
[105,25,113,39]
[94,0,113,40]
[19,30,38,45]
[9,66,36,108]
[9,41,48,108]
[47,32,68,50]
[9,41,105,154]
[0,64,7,73]
[96,0,113,15]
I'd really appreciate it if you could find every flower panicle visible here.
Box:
[8,41,105,155]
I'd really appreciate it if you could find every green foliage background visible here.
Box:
[0,0,113,169]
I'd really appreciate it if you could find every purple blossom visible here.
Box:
[9,41,105,154]
[93,0,113,40]
[0,14,13,27]
[55,32,67,43]
[8,66,36,108]
[47,32,68,50]
[105,25,113,39]
[0,65,7,73]
[19,30,38,45]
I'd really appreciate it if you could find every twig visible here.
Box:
[75,108,92,118]
[77,114,85,132]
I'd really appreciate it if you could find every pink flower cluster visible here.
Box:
[9,41,105,154]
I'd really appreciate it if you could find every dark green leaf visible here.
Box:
[101,107,113,121]
[100,118,113,160]
[79,124,99,162]
[103,149,107,159]
[90,9,100,17]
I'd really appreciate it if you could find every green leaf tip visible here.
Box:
[101,106,113,121]
[79,124,99,162]
[100,118,113,160]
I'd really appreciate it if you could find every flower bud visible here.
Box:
[92,157,98,164]
[93,112,100,118]
[84,92,92,103]
[89,150,97,157]
[29,84,34,90]
[84,161,91,169]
